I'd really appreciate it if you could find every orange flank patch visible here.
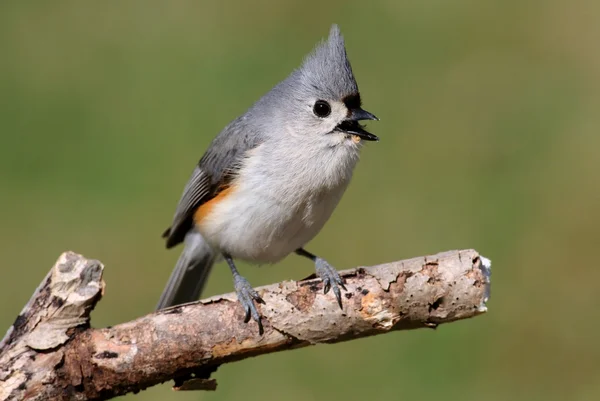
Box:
[193,185,236,225]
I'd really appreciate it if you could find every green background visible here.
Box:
[1,1,599,400]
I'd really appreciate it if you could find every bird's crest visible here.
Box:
[296,24,359,100]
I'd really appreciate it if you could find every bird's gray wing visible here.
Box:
[162,166,210,248]
[163,118,262,248]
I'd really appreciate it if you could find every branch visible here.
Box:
[0,249,491,400]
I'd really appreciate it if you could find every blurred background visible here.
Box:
[1,0,599,400]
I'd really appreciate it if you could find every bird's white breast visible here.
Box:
[198,135,361,263]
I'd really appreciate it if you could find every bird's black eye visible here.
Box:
[313,100,331,118]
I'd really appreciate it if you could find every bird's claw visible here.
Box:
[233,274,265,335]
[315,258,346,309]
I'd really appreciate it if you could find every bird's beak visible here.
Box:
[337,107,379,141]
[351,108,379,122]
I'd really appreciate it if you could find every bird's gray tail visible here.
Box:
[156,228,216,310]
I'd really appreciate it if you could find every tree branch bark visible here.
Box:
[0,249,491,400]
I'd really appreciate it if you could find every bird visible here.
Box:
[157,24,378,334]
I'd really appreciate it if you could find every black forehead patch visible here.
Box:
[343,93,362,109]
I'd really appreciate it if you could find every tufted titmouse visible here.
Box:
[157,24,378,333]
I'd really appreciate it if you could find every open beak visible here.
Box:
[337,108,379,141]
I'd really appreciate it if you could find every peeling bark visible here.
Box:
[0,249,491,400]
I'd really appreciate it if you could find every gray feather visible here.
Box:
[163,166,209,245]
[294,24,359,100]
[164,117,263,248]
[156,228,217,309]
[198,116,263,184]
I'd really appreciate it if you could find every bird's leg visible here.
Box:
[295,248,346,309]
[224,254,265,335]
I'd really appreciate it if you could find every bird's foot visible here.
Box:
[314,258,347,309]
[233,274,265,335]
